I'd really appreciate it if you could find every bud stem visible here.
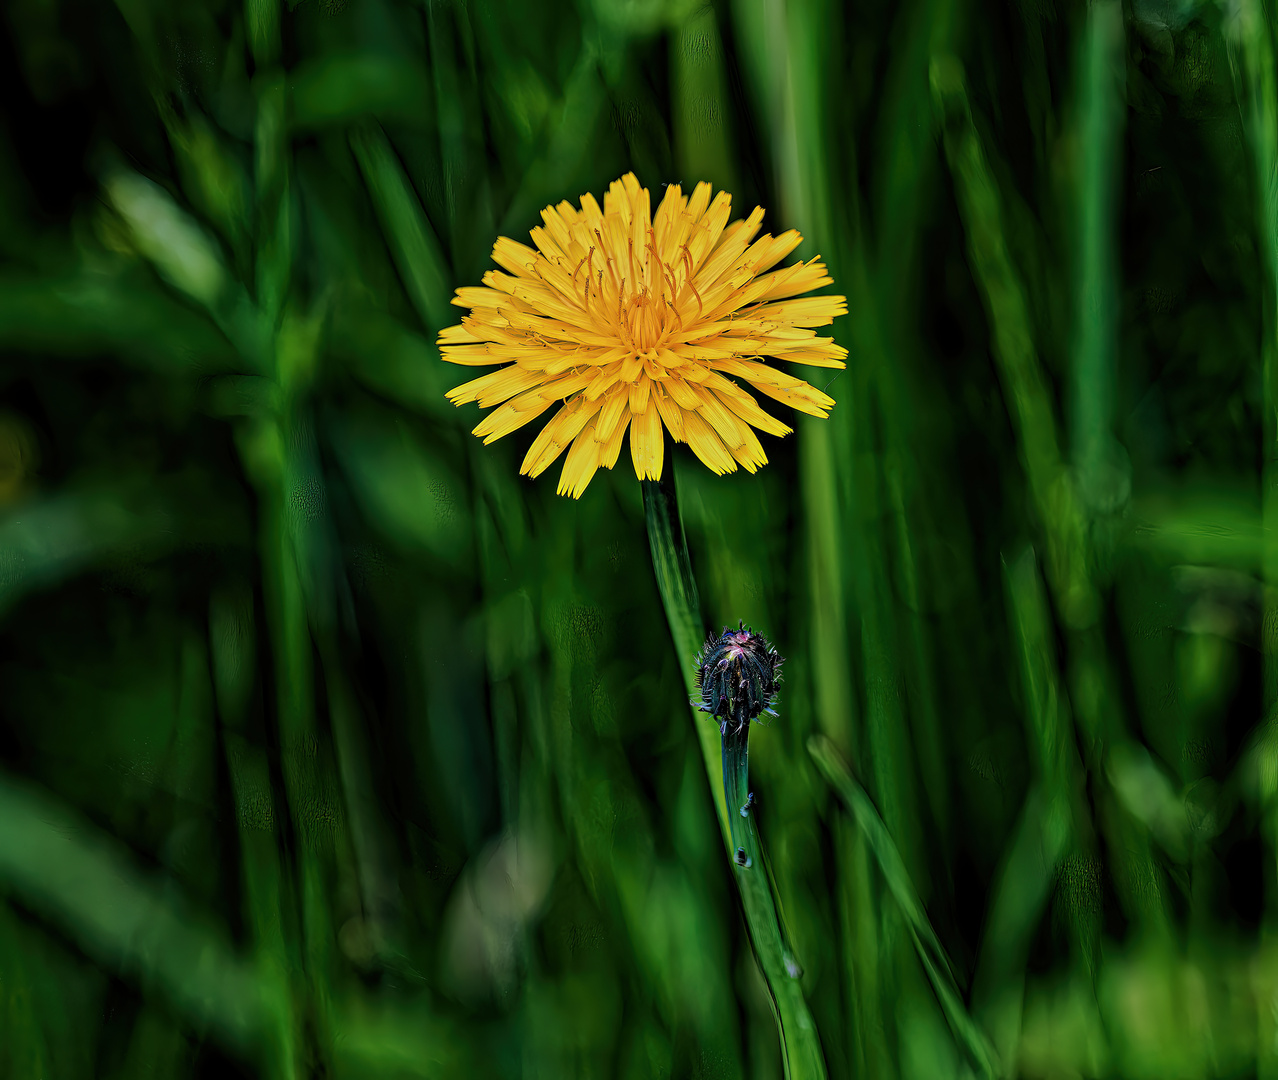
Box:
[722,724,753,864]
[642,474,827,1080]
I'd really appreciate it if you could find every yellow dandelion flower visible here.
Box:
[439,173,848,498]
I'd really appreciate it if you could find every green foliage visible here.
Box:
[1,0,1276,1076]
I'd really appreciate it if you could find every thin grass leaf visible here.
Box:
[808,734,999,1079]
[290,56,433,131]
[350,121,455,333]
[671,5,738,195]
[0,275,244,373]
[0,769,277,1057]
[1071,0,1126,515]
[931,55,1093,624]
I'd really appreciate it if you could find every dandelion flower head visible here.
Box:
[439,174,848,498]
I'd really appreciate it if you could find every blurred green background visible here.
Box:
[1,0,1275,1076]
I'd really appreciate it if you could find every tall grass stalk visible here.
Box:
[1223,1,1278,1071]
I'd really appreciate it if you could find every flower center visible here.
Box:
[572,221,704,354]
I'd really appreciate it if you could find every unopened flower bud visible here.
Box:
[693,621,784,736]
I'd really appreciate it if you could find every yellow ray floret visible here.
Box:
[438,174,848,498]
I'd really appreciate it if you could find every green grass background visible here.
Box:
[0,0,1273,1076]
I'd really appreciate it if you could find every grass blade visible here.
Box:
[809,734,999,1079]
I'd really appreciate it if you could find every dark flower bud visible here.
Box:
[692,621,784,736]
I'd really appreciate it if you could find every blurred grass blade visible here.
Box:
[289,56,433,131]
[969,788,1067,1075]
[671,5,738,194]
[808,734,999,1078]
[105,170,229,310]
[0,769,275,1056]
[254,78,291,332]
[328,412,470,567]
[329,306,456,422]
[1004,548,1074,784]
[246,0,280,68]
[104,168,269,371]
[1071,0,1125,511]
[160,102,251,259]
[1222,0,1278,901]
[495,42,608,238]
[1128,494,1265,569]
[0,488,173,617]
[350,121,454,333]
[0,900,51,1077]
[0,275,241,372]
[931,55,1093,626]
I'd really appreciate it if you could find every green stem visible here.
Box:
[722,725,752,861]
[642,474,827,1080]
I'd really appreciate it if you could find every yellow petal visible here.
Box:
[452,286,507,309]
[738,230,803,278]
[472,392,557,443]
[440,344,507,367]
[663,377,701,410]
[705,358,836,414]
[725,260,811,309]
[628,377,650,414]
[529,224,570,266]
[481,269,521,294]
[762,330,843,352]
[728,423,768,473]
[585,363,623,401]
[539,203,576,254]
[595,387,628,441]
[686,190,733,274]
[530,256,591,310]
[775,344,849,369]
[681,409,737,475]
[675,343,746,360]
[695,206,765,289]
[509,281,586,326]
[437,323,484,345]
[597,409,631,470]
[684,181,712,225]
[695,387,751,450]
[741,325,819,346]
[622,173,650,232]
[557,420,603,498]
[653,183,686,263]
[494,370,593,417]
[748,295,848,327]
[491,236,542,278]
[705,381,792,438]
[521,396,604,477]
[751,380,835,417]
[629,403,664,480]
[706,357,804,388]
[652,386,685,441]
[500,309,617,348]
[751,255,833,299]
[591,208,622,255]
[446,364,546,407]
[604,176,633,227]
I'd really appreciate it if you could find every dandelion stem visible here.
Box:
[642,474,828,1080]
